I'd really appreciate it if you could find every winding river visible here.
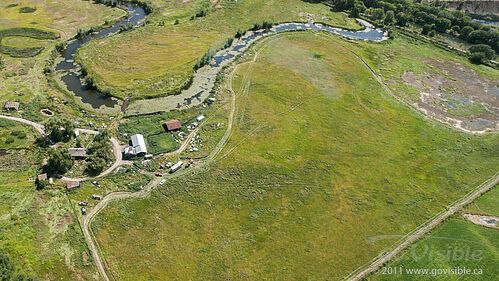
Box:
[56,4,387,112]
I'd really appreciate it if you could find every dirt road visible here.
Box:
[0,115,129,182]
[344,172,499,281]
[0,114,46,135]
[80,115,223,281]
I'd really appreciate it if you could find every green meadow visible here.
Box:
[77,0,362,100]
[372,186,498,281]
[90,32,499,280]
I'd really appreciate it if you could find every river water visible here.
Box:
[56,5,386,111]
[55,3,145,108]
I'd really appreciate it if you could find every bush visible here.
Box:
[19,7,37,13]
[428,30,436,37]
[469,44,495,60]
[469,52,488,64]
[422,24,433,35]
[235,29,246,39]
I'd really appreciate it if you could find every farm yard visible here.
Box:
[90,32,499,280]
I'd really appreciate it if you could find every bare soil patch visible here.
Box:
[402,59,498,133]
[463,213,499,229]
[56,213,74,229]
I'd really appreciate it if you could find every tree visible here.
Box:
[469,52,488,64]
[372,8,385,23]
[460,26,474,39]
[469,44,495,64]
[395,12,408,27]
[86,156,107,175]
[422,24,434,35]
[384,10,395,25]
[435,18,451,32]
[351,1,366,18]
[428,30,437,37]
[47,148,74,174]
[44,117,74,143]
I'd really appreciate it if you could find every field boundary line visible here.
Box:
[342,171,499,281]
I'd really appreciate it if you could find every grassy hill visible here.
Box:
[90,32,499,280]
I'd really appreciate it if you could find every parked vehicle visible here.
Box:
[155,172,163,177]
[92,194,102,200]
[92,180,100,187]
[160,179,166,185]
[81,207,87,215]
[78,201,88,206]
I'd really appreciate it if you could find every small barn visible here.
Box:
[164,119,182,131]
[67,181,80,189]
[3,102,19,111]
[69,148,87,158]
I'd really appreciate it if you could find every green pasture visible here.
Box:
[90,32,499,280]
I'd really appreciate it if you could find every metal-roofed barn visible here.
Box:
[164,119,182,131]
[131,134,147,155]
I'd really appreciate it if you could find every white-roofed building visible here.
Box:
[130,134,147,155]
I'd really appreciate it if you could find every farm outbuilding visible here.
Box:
[67,181,80,189]
[164,119,182,131]
[69,148,87,158]
[3,102,19,111]
[125,134,148,156]
[37,173,47,181]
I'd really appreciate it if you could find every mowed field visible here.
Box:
[372,187,498,281]
[91,32,499,280]
[77,0,362,99]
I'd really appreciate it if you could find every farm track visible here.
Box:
[344,172,499,281]
[0,114,126,182]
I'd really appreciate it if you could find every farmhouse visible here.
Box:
[164,119,182,131]
[3,102,19,111]
[68,148,87,158]
[124,134,147,156]
[66,181,80,189]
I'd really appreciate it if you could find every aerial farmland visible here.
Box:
[0,0,497,280]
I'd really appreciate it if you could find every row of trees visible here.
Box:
[86,128,112,175]
[327,0,498,64]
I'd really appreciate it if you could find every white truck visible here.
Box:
[170,161,184,173]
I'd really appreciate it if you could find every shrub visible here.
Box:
[19,7,37,13]
[469,44,495,60]
[469,52,488,64]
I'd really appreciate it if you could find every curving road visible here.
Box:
[0,114,127,182]
[80,119,211,281]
